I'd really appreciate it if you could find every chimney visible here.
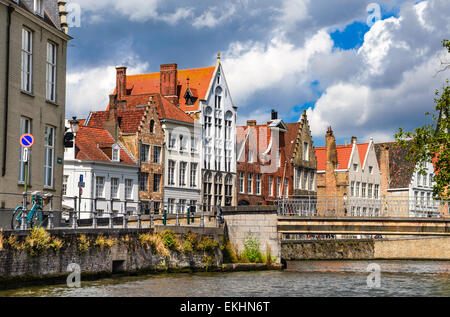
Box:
[57,1,69,34]
[104,94,119,141]
[378,144,391,197]
[326,127,338,170]
[271,109,278,120]
[351,136,357,144]
[160,63,178,105]
[116,66,127,101]
[247,120,257,126]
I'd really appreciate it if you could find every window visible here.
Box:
[374,184,379,199]
[369,166,373,174]
[62,175,68,196]
[111,178,119,199]
[203,172,213,211]
[168,199,175,214]
[350,181,355,197]
[368,184,373,199]
[140,144,150,162]
[295,168,301,189]
[191,137,197,153]
[153,174,161,193]
[204,141,212,169]
[361,183,366,198]
[96,176,105,198]
[268,176,274,196]
[353,164,358,172]
[149,120,155,133]
[179,200,187,214]
[284,178,289,197]
[18,118,31,183]
[225,174,233,206]
[180,135,187,151]
[302,170,308,190]
[239,172,245,193]
[309,172,315,191]
[247,174,253,194]
[414,191,419,206]
[248,150,253,163]
[429,174,433,187]
[225,146,232,172]
[125,179,133,199]
[215,95,222,109]
[204,108,212,137]
[214,174,223,206]
[225,112,233,140]
[138,173,148,191]
[427,192,431,206]
[417,172,421,187]
[215,118,222,138]
[420,192,425,206]
[256,175,261,195]
[179,162,187,187]
[153,146,161,164]
[112,145,120,162]
[190,163,198,187]
[277,177,281,197]
[45,42,57,102]
[356,182,360,197]
[303,142,309,161]
[168,160,176,185]
[34,0,43,16]
[21,28,33,93]
[215,147,222,170]
[44,126,55,188]
[168,132,176,149]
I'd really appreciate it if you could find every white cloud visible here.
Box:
[193,3,237,29]
[66,61,149,118]
[222,29,333,103]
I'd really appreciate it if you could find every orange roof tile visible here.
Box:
[75,126,136,165]
[86,109,146,133]
[315,143,369,171]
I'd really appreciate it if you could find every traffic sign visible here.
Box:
[20,134,34,148]
[22,148,30,163]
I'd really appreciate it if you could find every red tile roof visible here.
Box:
[112,66,216,112]
[75,126,136,165]
[86,109,146,133]
[315,143,370,171]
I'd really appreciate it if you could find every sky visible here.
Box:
[65,0,450,147]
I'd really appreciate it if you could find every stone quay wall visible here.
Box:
[0,227,223,287]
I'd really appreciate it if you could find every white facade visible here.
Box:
[62,160,139,219]
[162,120,202,213]
[196,63,237,208]
[347,139,382,216]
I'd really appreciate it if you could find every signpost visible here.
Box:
[78,175,85,220]
[20,134,34,193]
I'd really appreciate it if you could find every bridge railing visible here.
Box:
[277,197,449,218]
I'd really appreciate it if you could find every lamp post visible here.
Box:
[343,193,348,217]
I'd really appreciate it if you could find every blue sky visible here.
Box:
[65,0,449,147]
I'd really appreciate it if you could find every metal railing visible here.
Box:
[277,197,449,218]
[0,191,224,231]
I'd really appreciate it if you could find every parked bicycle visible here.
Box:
[11,191,51,230]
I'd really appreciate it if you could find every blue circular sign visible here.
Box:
[20,134,34,148]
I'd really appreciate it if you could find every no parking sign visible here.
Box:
[20,134,34,148]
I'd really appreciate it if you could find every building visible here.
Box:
[375,142,439,217]
[63,124,139,219]
[0,0,71,218]
[236,110,316,206]
[102,58,238,209]
[315,128,381,216]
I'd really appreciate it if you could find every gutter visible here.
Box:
[2,5,13,176]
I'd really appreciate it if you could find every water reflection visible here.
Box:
[1,261,449,297]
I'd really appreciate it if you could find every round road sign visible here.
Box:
[20,134,35,148]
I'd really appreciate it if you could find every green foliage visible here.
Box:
[395,39,450,199]
[161,230,179,251]
[77,234,90,253]
[18,228,64,256]
[241,234,264,263]
[197,236,219,252]
[182,240,194,254]
[220,237,239,264]
[139,232,170,257]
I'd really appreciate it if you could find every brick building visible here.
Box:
[236,110,316,205]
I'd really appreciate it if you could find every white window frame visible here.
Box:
[239,172,245,193]
[268,176,274,197]
[247,174,253,194]
[256,174,261,195]
[153,145,161,164]
[46,42,57,102]
[190,163,197,188]
[153,174,161,193]
[44,125,55,188]
[34,0,44,16]
[125,179,133,200]
[140,144,150,162]
[179,162,187,187]
[111,178,119,199]
[168,160,176,185]
[96,176,105,198]
[21,28,33,93]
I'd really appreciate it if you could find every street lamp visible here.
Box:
[70,117,80,134]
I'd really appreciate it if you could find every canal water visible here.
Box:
[1,261,449,297]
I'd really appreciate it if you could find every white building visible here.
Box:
[63,123,139,219]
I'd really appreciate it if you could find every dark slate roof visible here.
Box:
[375,142,416,189]
[15,0,62,31]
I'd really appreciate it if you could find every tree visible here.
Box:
[395,40,449,199]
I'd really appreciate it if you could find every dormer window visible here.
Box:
[34,0,44,17]
[112,144,120,162]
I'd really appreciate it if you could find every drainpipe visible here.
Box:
[2,5,14,176]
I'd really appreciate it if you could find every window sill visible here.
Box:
[21,90,35,98]
[45,99,59,106]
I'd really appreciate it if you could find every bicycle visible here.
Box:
[11,191,50,230]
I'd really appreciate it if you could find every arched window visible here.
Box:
[225,111,233,172]
[204,107,212,137]
[215,87,223,109]
[214,173,223,206]
[149,120,155,134]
